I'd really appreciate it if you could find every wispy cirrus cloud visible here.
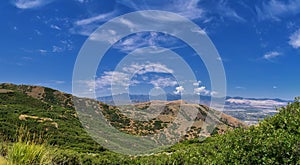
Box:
[289,29,300,49]
[235,86,246,90]
[70,9,119,37]
[122,62,174,75]
[113,32,181,53]
[211,0,245,22]
[116,0,244,22]
[75,10,118,26]
[116,0,204,20]
[50,24,61,30]
[36,39,73,54]
[263,51,281,60]
[13,0,54,9]
[71,0,244,47]
[256,0,300,21]
[76,0,88,3]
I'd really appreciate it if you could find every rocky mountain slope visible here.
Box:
[0,83,246,152]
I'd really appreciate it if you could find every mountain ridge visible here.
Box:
[0,83,246,144]
[1,83,299,164]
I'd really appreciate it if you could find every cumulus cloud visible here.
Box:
[174,86,184,94]
[82,62,176,91]
[210,91,218,96]
[150,77,177,88]
[192,81,202,86]
[289,29,300,49]
[96,71,133,88]
[194,86,209,95]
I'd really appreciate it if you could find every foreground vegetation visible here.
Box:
[0,83,299,164]
[1,98,300,164]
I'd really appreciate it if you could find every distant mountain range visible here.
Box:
[98,93,291,125]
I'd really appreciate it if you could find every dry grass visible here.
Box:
[0,156,8,165]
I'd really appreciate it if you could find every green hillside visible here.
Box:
[0,84,105,154]
[0,83,299,164]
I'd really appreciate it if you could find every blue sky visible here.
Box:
[1,0,300,99]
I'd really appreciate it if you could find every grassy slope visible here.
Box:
[0,86,105,153]
[0,83,245,143]
[0,83,299,164]
[1,99,299,164]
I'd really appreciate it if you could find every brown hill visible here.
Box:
[0,83,246,140]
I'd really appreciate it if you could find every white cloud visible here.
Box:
[34,80,65,89]
[214,0,245,22]
[38,49,47,54]
[119,18,136,30]
[116,0,204,20]
[80,71,138,92]
[174,86,184,94]
[122,62,174,75]
[210,91,218,96]
[116,0,244,22]
[226,98,287,107]
[191,27,207,35]
[113,32,179,53]
[50,24,61,30]
[71,9,119,38]
[52,46,64,53]
[235,86,246,89]
[13,0,54,9]
[216,57,222,61]
[89,62,175,90]
[193,81,202,86]
[96,71,133,88]
[37,40,72,54]
[263,51,281,60]
[76,0,88,3]
[150,77,177,88]
[273,86,278,89]
[88,29,120,44]
[34,29,42,35]
[256,0,300,20]
[75,10,118,26]
[53,80,65,84]
[194,86,209,95]
[289,29,300,49]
